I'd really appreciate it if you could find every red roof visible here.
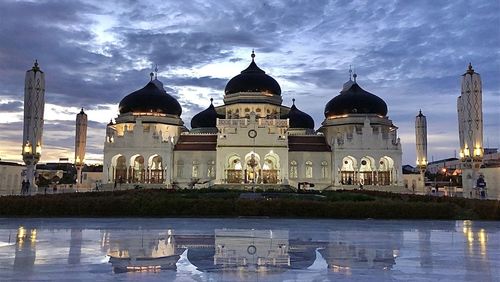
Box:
[174,134,217,151]
[288,136,331,152]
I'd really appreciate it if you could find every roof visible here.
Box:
[174,134,217,151]
[288,136,331,152]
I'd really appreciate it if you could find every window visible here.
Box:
[192,161,199,178]
[305,161,313,179]
[207,160,215,178]
[321,161,328,179]
[289,161,298,179]
[176,160,184,178]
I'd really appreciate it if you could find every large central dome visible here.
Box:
[324,76,387,118]
[119,78,182,116]
[224,52,281,96]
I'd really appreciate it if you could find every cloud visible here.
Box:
[0,0,498,165]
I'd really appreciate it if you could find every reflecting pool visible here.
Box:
[0,218,499,281]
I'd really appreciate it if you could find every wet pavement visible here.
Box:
[0,218,498,281]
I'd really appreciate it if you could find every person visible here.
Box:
[95,181,99,191]
[21,180,26,195]
[113,179,117,190]
[359,179,364,190]
[347,177,352,185]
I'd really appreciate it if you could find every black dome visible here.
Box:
[324,81,387,117]
[224,52,281,95]
[286,100,315,129]
[119,80,182,116]
[191,99,224,128]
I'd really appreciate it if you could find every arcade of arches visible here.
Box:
[111,154,165,184]
[340,156,395,185]
[226,152,280,184]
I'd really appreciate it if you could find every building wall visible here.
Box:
[0,163,25,195]
[482,167,500,200]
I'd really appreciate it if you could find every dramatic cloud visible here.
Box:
[0,0,498,164]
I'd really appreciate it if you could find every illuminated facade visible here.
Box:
[102,53,404,190]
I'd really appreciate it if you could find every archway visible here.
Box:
[244,152,261,184]
[112,155,127,183]
[340,156,357,185]
[226,154,243,183]
[130,155,145,183]
[359,156,375,185]
[378,156,394,185]
[148,155,163,183]
[262,152,280,184]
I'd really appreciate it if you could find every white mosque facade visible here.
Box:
[102,53,403,190]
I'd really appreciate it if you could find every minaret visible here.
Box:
[415,110,427,173]
[22,60,45,194]
[457,63,483,198]
[75,108,88,184]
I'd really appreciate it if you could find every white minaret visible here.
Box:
[415,110,427,172]
[457,63,483,198]
[22,60,45,194]
[75,108,88,184]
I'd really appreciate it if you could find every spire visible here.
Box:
[292,98,295,105]
[349,65,352,81]
[32,59,40,72]
[149,72,154,81]
[154,64,158,79]
[210,98,214,105]
[467,62,474,74]
[353,73,357,83]
[251,49,255,61]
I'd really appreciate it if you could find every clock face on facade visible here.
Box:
[248,129,257,138]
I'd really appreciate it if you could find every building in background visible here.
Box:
[21,60,45,194]
[0,161,25,195]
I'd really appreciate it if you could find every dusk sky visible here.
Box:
[0,0,498,165]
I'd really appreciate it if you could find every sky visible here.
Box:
[0,0,498,165]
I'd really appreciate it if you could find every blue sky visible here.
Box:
[0,0,498,165]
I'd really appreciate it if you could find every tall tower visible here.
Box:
[75,108,88,184]
[22,60,45,194]
[457,63,483,198]
[415,110,427,172]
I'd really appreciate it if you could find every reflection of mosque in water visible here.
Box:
[100,228,405,275]
[102,229,182,273]
[13,227,37,272]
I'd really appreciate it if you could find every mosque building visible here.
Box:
[102,52,403,190]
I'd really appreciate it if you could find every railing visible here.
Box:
[217,119,248,127]
[258,119,288,127]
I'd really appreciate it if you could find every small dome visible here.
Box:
[191,99,224,128]
[286,99,315,129]
[119,79,182,116]
[324,79,387,118]
[224,51,281,96]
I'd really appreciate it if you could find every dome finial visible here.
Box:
[251,49,255,61]
[292,98,295,105]
[210,98,213,105]
[154,64,158,79]
[353,72,357,83]
[349,65,352,81]
[32,59,40,72]
[149,72,154,81]
[467,62,474,74]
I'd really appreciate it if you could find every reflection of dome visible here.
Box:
[324,76,387,118]
[224,51,281,96]
[119,78,182,116]
[191,99,224,129]
[285,99,315,129]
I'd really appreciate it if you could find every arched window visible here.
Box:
[207,160,215,178]
[305,161,313,179]
[289,160,298,179]
[321,161,328,179]
[176,160,184,178]
[192,161,200,178]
